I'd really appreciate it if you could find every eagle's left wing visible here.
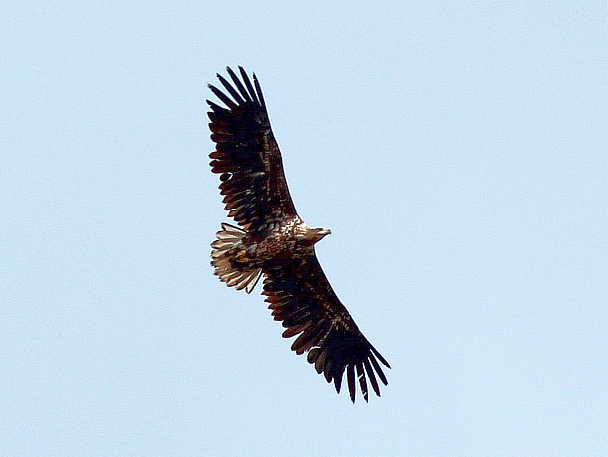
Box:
[263,253,391,403]
[207,67,297,234]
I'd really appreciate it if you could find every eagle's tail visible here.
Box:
[211,223,263,294]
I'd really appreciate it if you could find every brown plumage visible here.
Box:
[208,67,390,403]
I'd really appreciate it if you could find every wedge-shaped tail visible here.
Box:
[211,223,262,294]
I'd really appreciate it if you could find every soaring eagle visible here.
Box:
[208,67,390,403]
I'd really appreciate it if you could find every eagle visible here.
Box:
[207,67,390,403]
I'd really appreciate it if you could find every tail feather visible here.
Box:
[211,223,262,294]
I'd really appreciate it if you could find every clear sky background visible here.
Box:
[1,2,606,456]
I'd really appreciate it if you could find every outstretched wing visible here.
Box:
[263,254,391,403]
[208,66,297,234]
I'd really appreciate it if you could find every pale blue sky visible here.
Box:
[1,2,606,456]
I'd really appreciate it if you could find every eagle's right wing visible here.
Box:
[208,67,297,234]
[263,253,391,403]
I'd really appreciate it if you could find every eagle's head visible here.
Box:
[296,225,331,245]
[311,227,332,241]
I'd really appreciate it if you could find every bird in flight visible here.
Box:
[207,67,390,402]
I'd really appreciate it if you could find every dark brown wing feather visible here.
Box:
[208,66,297,233]
[263,253,391,403]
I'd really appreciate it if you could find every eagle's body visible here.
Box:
[208,67,390,403]
[212,217,330,290]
